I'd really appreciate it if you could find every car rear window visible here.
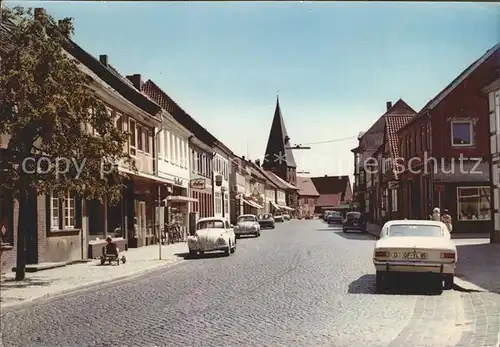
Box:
[389,225,443,237]
[346,212,360,219]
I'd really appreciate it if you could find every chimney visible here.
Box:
[241,156,245,161]
[386,101,392,111]
[324,174,327,177]
[255,159,261,167]
[99,55,108,66]
[126,74,142,91]
[34,8,46,20]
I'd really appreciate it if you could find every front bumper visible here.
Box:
[188,239,228,252]
[234,229,258,235]
[374,260,456,275]
[259,223,274,228]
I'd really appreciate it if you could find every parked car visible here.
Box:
[326,211,343,225]
[343,212,366,232]
[234,214,261,238]
[187,217,236,257]
[274,213,284,223]
[257,214,275,229]
[283,213,291,221]
[373,220,457,294]
[323,210,334,221]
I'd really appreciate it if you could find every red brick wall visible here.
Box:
[432,52,499,160]
[0,194,46,274]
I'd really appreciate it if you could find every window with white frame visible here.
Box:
[169,132,174,162]
[451,121,474,146]
[457,187,490,220]
[214,192,222,214]
[50,191,76,230]
[129,119,136,156]
[391,189,398,212]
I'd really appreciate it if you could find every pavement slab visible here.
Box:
[0,242,187,311]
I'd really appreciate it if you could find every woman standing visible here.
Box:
[441,209,453,233]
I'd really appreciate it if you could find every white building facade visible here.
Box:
[213,152,230,219]
[156,111,194,235]
[486,77,500,243]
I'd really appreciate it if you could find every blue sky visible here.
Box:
[6,1,499,177]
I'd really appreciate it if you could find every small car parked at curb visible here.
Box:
[234,214,261,238]
[326,211,343,225]
[258,213,275,229]
[274,212,284,223]
[188,217,236,257]
[343,212,366,233]
[373,220,457,294]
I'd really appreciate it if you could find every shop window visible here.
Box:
[457,187,490,220]
[451,121,474,146]
[215,192,222,215]
[50,190,76,230]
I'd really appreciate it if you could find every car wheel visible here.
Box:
[443,275,454,290]
[199,251,204,256]
[376,271,388,294]
[189,250,197,257]
[231,240,236,253]
[235,235,240,239]
[225,243,231,256]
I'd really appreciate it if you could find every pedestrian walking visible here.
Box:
[441,209,453,232]
[430,207,441,221]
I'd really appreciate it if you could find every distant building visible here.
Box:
[262,97,299,215]
[310,175,353,215]
[296,176,320,218]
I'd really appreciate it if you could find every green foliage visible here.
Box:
[0,6,133,203]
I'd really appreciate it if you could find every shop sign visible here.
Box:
[174,178,183,186]
[190,178,206,190]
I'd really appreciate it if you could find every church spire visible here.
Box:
[262,97,297,170]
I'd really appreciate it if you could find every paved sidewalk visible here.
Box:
[0,242,187,310]
[366,223,500,293]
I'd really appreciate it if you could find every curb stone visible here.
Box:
[0,257,185,313]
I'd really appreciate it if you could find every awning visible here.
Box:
[270,201,281,210]
[165,196,198,203]
[243,199,263,209]
[279,205,294,211]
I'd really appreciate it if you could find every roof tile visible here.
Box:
[296,176,320,197]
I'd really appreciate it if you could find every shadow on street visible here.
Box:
[454,242,500,294]
[348,274,445,295]
[333,231,375,241]
[174,252,227,260]
[0,277,54,291]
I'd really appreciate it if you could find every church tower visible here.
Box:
[262,97,297,187]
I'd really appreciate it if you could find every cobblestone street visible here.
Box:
[1,220,499,347]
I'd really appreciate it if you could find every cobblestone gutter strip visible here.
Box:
[455,293,500,347]
[0,257,185,313]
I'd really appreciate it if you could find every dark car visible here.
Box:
[343,212,366,232]
[323,211,334,221]
[326,211,343,225]
[258,214,275,229]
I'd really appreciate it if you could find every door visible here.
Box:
[134,201,147,241]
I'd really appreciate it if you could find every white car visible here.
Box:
[234,214,261,238]
[188,217,236,257]
[373,220,457,293]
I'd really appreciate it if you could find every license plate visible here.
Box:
[403,252,427,260]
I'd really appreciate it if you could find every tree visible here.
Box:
[0,6,133,280]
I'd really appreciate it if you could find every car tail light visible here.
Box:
[440,252,455,259]
[375,251,389,258]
